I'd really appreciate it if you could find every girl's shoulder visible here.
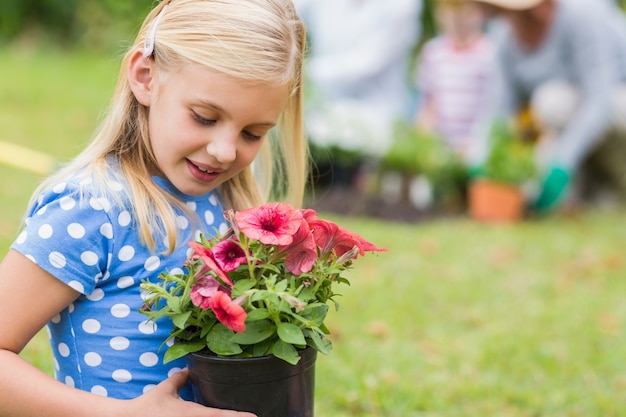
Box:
[28,170,132,219]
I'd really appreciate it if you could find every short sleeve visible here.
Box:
[11,181,115,296]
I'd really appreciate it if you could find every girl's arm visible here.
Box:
[0,249,254,417]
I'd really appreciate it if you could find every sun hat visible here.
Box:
[471,0,544,10]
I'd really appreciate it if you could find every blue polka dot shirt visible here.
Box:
[11,174,228,400]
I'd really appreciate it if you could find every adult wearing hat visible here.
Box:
[472,0,626,212]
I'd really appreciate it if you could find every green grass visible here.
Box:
[4,47,626,416]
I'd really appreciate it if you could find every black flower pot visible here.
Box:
[187,347,317,417]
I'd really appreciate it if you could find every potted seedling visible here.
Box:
[469,120,536,222]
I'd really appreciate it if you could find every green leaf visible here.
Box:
[245,308,270,321]
[302,303,329,326]
[171,310,192,329]
[305,329,332,355]
[272,340,300,365]
[229,320,276,345]
[277,322,306,345]
[233,279,255,292]
[206,324,243,355]
[251,338,274,357]
[250,290,270,303]
[163,340,205,364]
[274,278,288,292]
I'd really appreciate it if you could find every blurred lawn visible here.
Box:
[4,47,626,417]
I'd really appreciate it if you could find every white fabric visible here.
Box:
[294,0,422,155]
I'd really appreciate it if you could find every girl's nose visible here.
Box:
[205,132,237,164]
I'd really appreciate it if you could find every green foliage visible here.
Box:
[481,120,537,185]
[382,121,468,205]
[383,122,464,179]
[0,0,152,50]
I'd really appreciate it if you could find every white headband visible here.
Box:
[143,4,169,58]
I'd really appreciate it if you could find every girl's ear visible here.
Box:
[127,49,154,106]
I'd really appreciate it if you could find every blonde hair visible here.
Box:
[29,0,308,253]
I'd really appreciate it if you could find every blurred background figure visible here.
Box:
[293,0,423,190]
[414,0,496,164]
[472,0,626,213]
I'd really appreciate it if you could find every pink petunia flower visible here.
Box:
[309,219,386,258]
[212,238,247,272]
[235,202,303,246]
[188,241,233,287]
[210,291,247,332]
[190,276,221,309]
[280,219,318,275]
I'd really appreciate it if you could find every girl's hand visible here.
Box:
[128,368,257,417]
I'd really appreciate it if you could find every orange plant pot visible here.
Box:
[469,180,524,223]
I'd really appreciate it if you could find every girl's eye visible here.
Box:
[192,111,215,126]
[243,131,262,141]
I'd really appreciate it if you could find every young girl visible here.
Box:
[0,1,307,416]
[415,0,496,163]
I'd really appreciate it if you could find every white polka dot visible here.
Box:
[176,216,189,230]
[193,230,202,242]
[16,231,27,244]
[68,280,85,293]
[204,210,215,225]
[111,303,130,318]
[53,357,60,371]
[52,182,67,193]
[144,256,160,272]
[117,276,134,289]
[219,222,229,235]
[138,320,157,334]
[168,367,184,377]
[170,267,184,275]
[186,201,197,211]
[65,376,75,387]
[84,352,102,366]
[87,288,105,301]
[80,251,99,266]
[110,336,130,350]
[51,314,61,324]
[143,384,157,394]
[36,206,47,216]
[82,319,101,334]
[38,224,53,239]
[140,289,151,301]
[90,197,111,212]
[118,211,131,227]
[100,223,113,239]
[139,352,159,367]
[91,385,108,397]
[67,223,85,238]
[49,252,67,268]
[25,254,36,263]
[118,246,135,261]
[58,343,70,357]
[112,369,132,383]
[209,194,218,205]
[59,196,76,210]
[166,338,175,347]
[109,181,123,191]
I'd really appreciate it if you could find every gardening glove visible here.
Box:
[530,166,570,213]
[467,164,485,180]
